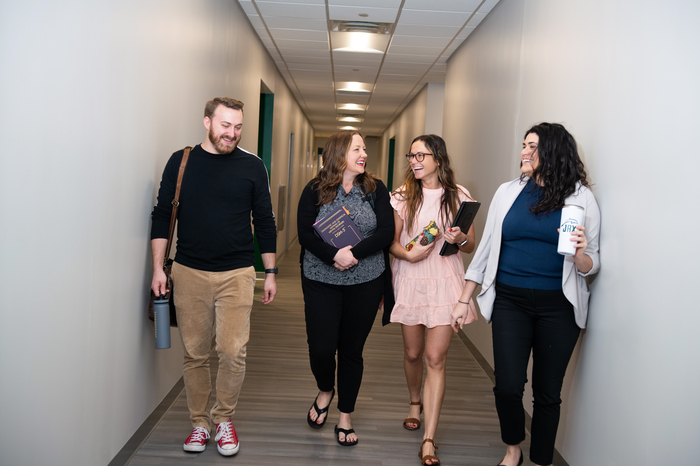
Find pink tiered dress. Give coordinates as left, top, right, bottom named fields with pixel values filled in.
left=390, top=185, right=474, bottom=327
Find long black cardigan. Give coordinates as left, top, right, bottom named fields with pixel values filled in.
left=297, top=178, right=396, bottom=325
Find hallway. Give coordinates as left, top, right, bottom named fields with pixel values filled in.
left=127, top=242, right=523, bottom=465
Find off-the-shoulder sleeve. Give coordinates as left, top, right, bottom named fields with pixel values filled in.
left=390, top=186, right=406, bottom=220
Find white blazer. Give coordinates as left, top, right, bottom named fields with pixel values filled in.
left=465, top=177, right=601, bottom=328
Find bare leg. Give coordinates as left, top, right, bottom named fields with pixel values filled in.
left=401, top=324, right=426, bottom=428
left=421, top=326, right=453, bottom=465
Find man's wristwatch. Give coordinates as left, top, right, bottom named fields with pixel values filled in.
left=264, top=267, right=278, bottom=274
left=459, top=237, right=469, bottom=247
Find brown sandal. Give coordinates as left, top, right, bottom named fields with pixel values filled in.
left=418, top=438, right=440, bottom=466
left=403, top=401, right=423, bottom=430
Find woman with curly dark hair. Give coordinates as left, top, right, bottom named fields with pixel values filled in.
left=297, top=131, right=394, bottom=447
left=451, top=123, right=601, bottom=466
left=389, top=134, right=477, bottom=466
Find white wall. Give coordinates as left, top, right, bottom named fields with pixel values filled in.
left=425, top=83, right=445, bottom=136
left=364, top=136, right=380, bottom=175
left=0, top=1, right=313, bottom=465
left=444, top=0, right=700, bottom=464
left=378, top=83, right=448, bottom=189
left=268, top=86, right=316, bottom=253
left=379, top=84, right=430, bottom=189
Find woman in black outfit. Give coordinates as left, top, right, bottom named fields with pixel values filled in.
left=297, top=131, right=394, bottom=446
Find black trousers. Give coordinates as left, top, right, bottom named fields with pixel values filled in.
left=492, top=282, right=581, bottom=466
left=301, top=274, right=384, bottom=413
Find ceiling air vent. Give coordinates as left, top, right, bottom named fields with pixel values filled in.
left=332, top=21, right=393, bottom=35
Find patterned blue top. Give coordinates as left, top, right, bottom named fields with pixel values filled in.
left=497, top=179, right=564, bottom=290
left=303, top=185, right=385, bottom=285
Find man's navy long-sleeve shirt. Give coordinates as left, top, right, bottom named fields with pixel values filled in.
left=151, top=144, right=276, bottom=272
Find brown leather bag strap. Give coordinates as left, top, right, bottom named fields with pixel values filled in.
left=163, top=146, right=192, bottom=263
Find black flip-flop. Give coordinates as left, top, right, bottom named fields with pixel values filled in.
left=307, top=388, right=334, bottom=429
left=334, top=425, right=358, bottom=446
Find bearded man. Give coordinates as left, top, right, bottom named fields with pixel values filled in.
left=150, top=97, right=277, bottom=456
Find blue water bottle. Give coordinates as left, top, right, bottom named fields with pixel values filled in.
left=153, top=295, right=171, bottom=349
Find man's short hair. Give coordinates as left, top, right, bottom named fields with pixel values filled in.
left=204, top=97, right=244, bottom=119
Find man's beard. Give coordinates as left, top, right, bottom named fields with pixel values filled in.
left=208, top=127, right=239, bottom=154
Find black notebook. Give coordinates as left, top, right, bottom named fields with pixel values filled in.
left=439, top=201, right=481, bottom=256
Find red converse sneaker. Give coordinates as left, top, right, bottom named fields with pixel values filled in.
left=183, top=426, right=209, bottom=452
left=215, top=418, right=239, bottom=456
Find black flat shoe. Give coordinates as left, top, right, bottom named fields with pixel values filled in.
left=334, top=425, right=358, bottom=446
left=497, top=448, right=523, bottom=466
left=307, top=388, right=334, bottom=429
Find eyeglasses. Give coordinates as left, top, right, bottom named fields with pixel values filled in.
left=405, top=152, right=433, bottom=162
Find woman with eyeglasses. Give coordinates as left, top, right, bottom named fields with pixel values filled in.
left=388, top=134, right=477, bottom=466
left=451, top=123, right=600, bottom=466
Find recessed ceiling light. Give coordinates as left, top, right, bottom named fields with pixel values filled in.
left=337, top=103, right=366, bottom=112
left=337, top=82, right=368, bottom=92
left=336, top=81, right=372, bottom=97
left=333, top=32, right=385, bottom=54
left=337, top=116, right=363, bottom=122
left=338, top=126, right=359, bottom=131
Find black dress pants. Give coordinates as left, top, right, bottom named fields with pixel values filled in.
left=301, top=273, right=384, bottom=414
left=492, top=282, right=581, bottom=466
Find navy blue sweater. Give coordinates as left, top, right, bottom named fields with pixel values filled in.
left=497, top=179, right=563, bottom=290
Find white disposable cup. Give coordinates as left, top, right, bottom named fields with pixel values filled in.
left=557, top=205, right=584, bottom=256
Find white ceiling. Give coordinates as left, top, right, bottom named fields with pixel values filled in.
left=238, top=0, right=500, bottom=136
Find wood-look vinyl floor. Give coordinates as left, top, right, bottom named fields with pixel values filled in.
left=129, top=243, right=532, bottom=465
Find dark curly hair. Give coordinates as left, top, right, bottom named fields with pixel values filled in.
left=522, top=123, right=590, bottom=215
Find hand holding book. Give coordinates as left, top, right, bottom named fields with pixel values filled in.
left=405, top=221, right=440, bottom=251
left=333, top=245, right=358, bottom=271
left=440, top=202, right=480, bottom=256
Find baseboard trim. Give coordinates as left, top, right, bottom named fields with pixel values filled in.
left=456, top=330, right=570, bottom=466
left=108, top=377, right=185, bottom=466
